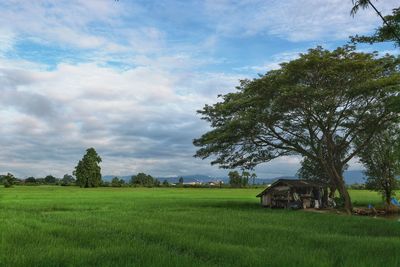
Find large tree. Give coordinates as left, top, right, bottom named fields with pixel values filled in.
left=194, top=46, right=400, bottom=214
left=73, top=148, right=102, bottom=188
left=355, top=127, right=400, bottom=206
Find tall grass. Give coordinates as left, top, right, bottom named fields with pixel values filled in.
left=1, top=187, right=399, bottom=267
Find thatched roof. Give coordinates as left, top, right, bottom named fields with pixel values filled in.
left=256, top=179, right=326, bottom=197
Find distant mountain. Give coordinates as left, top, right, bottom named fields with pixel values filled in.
left=344, top=170, right=366, bottom=185
left=103, top=170, right=366, bottom=185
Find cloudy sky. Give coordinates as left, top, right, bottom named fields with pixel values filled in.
left=0, top=0, right=398, bottom=178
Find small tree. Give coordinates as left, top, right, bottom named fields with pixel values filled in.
left=4, top=173, right=15, bottom=188
left=44, top=175, right=57, bottom=184
left=162, top=179, right=170, bottom=187
left=131, top=173, right=155, bottom=187
left=25, top=177, right=37, bottom=184
left=73, top=148, right=102, bottom=188
left=241, top=171, right=250, bottom=187
left=251, top=173, right=257, bottom=186
left=111, top=177, right=122, bottom=187
left=356, top=127, right=400, bottom=206
left=228, top=171, right=242, bottom=188
left=61, top=174, right=75, bottom=186
left=178, top=177, right=184, bottom=185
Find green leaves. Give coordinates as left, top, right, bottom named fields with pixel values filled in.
left=130, top=172, right=156, bottom=187
left=73, top=148, right=102, bottom=188
left=355, top=126, right=400, bottom=204
left=351, top=6, right=400, bottom=46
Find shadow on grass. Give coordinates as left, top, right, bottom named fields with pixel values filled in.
left=190, top=200, right=262, bottom=211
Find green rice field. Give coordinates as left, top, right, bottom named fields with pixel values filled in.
left=1, top=186, right=400, bottom=267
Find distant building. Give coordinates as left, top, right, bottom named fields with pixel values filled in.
left=256, top=179, right=328, bottom=209
left=207, top=180, right=223, bottom=186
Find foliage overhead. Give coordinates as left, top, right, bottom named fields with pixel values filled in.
left=351, top=1, right=400, bottom=46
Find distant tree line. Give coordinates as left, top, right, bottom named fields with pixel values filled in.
left=0, top=173, right=76, bottom=187
left=106, top=173, right=160, bottom=187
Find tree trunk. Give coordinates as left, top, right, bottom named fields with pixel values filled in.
left=329, top=186, right=336, bottom=198
left=386, top=197, right=391, bottom=206
left=385, top=188, right=391, bottom=206
left=322, top=187, right=329, bottom=208
left=321, top=156, right=352, bottom=214
left=336, top=181, right=352, bottom=214
left=329, top=164, right=353, bottom=214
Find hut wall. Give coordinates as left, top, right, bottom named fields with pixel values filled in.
left=261, top=194, right=271, bottom=206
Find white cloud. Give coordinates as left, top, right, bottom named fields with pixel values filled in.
left=0, top=59, right=242, bottom=177
left=1, top=0, right=381, bottom=178
left=0, top=28, right=15, bottom=55
left=236, top=50, right=303, bottom=73
left=0, top=0, right=124, bottom=49
left=204, top=0, right=398, bottom=42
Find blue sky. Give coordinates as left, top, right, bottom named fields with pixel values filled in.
left=0, top=0, right=399, bottom=178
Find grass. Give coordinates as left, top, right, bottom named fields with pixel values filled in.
left=1, top=187, right=400, bottom=267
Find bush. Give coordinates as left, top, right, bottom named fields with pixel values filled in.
left=3, top=173, right=15, bottom=188
left=130, top=173, right=156, bottom=187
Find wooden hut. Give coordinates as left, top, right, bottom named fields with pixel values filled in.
left=256, top=179, right=328, bottom=209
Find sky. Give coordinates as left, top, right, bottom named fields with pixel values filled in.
left=0, top=0, right=399, bottom=178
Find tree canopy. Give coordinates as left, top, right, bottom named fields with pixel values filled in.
left=61, top=174, right=75, bottom=186
left=73, top=148, right=102, bottom=188
left=131, top=172, right=156, bottom=187
left=194, top=46, right=400, bottom=213
left=3, top=173, right=15, bottom=188
left=25, top=177, right=38, bottom=184
left=44, top=175, right=57, bottom=184
left=111, top=177, right=125, bottom=187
